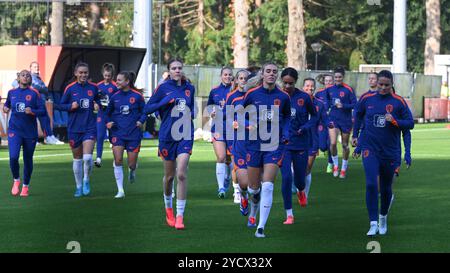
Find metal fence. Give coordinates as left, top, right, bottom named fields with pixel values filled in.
left=151, top=64, right=443, bottom=119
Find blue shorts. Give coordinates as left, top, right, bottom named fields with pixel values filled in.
left=111, top=136, right=141, bottom=153
left=232, top=141, right=247, bottom=169
left=158, top=140, right=193, bottom=161
left=69, top=129, right=96, bottom=149
left=246, top=149, right=284, bottom=168
left=330, top=120, right=352, bottom=134
left=211, top=137, right=232, bottom=155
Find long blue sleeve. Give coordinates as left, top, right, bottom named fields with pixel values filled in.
left=352, top=98, right=365, bottom=139
left=139, top=94, right=174, bottom=123
left=281, top=97, right=291, bottom=142
left=299, top=96, right=318, bottom=131
left=343, top=90, right=357, bottom=109
left=31, top=95, right=46, bottom=117
left=104, top=96, right=115, bottom=124
left=391, top=101, right=414, bottom=130
left=190, top=86, right=196, bottom=120
left=320, top=103, right=329, bottom=126
left=402, top=129, right=411, bottom=154
left=5, top=91, right=11, bottom=108
left=59, top=90, right=73, bottom=112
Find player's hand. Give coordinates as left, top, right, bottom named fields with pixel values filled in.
left=385, top=113, right=393, bottom=122
left=210, top=111, right=216, bottom=119
left=351, top=137, right=358, bottom=147
left=404, top=153, right=412, bottom=169
left=106, top=122, right=114, bottom=129
left=247, top=124, right=257, bottom=131
left=71, top=101, right=79, bottom=111
left=94, top=103, right=99, bottom=112
left=352, top=150, right=361, bottom=159
left=3, top=106, right=10, bottom=113
left=327, top=121, right=335, bottom=129
left=336, top=102, right=343, bottom=109
left=281, top=137, right=289, bottom=145
left=232, top=121, right=239, bottom=129
left=25, top=107, right=33, bottom=115
left=136, top=121, right=143, bottom=128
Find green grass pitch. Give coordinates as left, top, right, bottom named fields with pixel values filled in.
left=0, top=123, right=449, bottom=253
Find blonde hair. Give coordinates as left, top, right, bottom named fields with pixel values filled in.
left=243, top=71, right=262, bottom=92
left=232, top=69, right=250, bottom=91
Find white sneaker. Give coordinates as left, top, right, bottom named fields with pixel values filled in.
left=45, top=136, right=57, bottom=145
left=114, top=191, right=125, bottom=198
left=255, top=228, right=265, bottom=238
left=51, top=135, right=64, bottom=145
left=233, top=191, right=241, bottom=204
left=379, top=215, right=387, bottom=235
left=367, top=221, right=379, bottom=236
left=94, top=158, right=102, bottom=168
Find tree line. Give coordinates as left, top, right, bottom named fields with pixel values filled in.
left=0, top=0, right=448, bottom=74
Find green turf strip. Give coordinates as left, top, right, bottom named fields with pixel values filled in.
left=0, top=123, right=449, bottom=252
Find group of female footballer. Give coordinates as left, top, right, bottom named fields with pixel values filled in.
left=3, top=59, right=413, bottom=237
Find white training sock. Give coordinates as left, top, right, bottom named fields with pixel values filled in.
left=342, top=159, right=348, bottom=171
left=73, top=159, right=83, bottom=188
left=216, top=163, right=226, bottom=189
left=305, top=173, right=312, bottom=197
left=164, top=194, right=173, bottom=209
left=176, top=199, right=186, bottom=217
left=233, top=182, right=240, bottom=194
left=113, top=163, right=124, bottom=192
left=258, top=182, right=274, bottom=230
left=332, top=155, right=339, bottom=167
left=286, top=209, right=293, bottom=217
left=83, top=154, right=93, bottom=180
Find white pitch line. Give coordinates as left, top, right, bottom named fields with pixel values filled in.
left=412, top=128, right=450, bottom=132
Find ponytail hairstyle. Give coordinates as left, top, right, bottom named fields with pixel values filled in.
left=232, top=69, right=250, bottom=91
left=243, top=71, right=262, bottom=92
left=102, top=63, right=115, bottom=76
left=334, top=65, right=346, bottom=76
left=377, top=70, right=394, bottom=82
left=74, top=62, right=89, bottom=73
left=369, top=71, right=378, bottom=78
left=70, top=62, right=89, bottom=83
left=221, top=66, right=233, bottom=76
left=280, top=67, right=299, bottom=82
left=303, top=77, right=316, bottom=87
left=117, top=71, right=138, bottom=91
left=167, top=57, right=184, bottom=71
left=17, top=69, right=32, bottom=86
left=316, top=73, right=333, bottom=85
left=261, top=61, right=278, bottom=73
